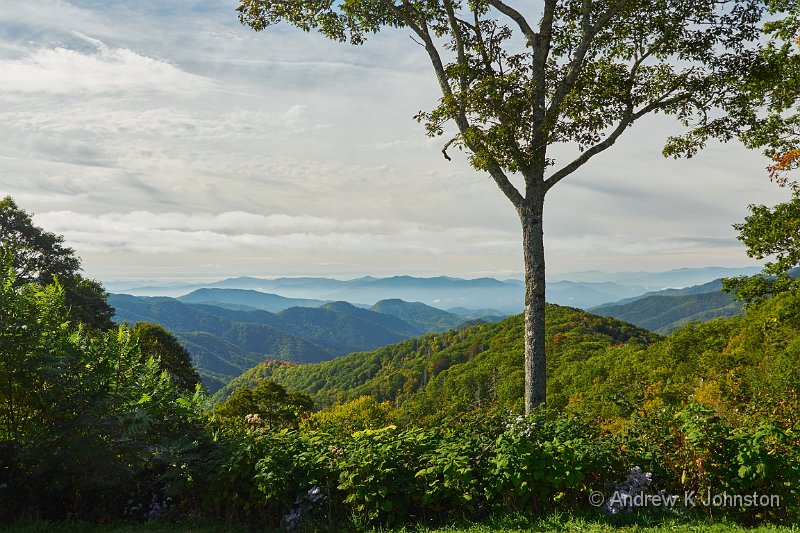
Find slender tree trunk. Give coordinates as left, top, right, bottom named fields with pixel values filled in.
left=520, top=197, right=546, bottom=413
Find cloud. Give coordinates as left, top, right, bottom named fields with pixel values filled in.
left=546, top=233, right=739, bottom=258
left=0, top=0, right=787, bottom=282
left=0, top=34, right=212, bottom=95
left=34, top=209, right=518, bottom=256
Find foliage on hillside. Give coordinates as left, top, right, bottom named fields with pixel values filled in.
left=370, top=298, right=467, bottom=332
left=5, top=249, right=800, bottom=529
left=212, top=305, right=659, bottom=414
left=217, top=286, right=800, bottom=443
left=592, top=290, right=742, bottom=334
left=110, top=294, right=451, bottom=392
left=192, top=290, right=800, bottom=529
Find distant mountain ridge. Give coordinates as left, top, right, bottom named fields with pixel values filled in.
left=110, top=268, right=763, bottom=313
left=178, top=288, right=328, bottom=312
left=552, top=266, right=762, bottom=287
left=110, top=293, right=490, bottom=392
left=167, top=275, right=528, bottom=313
left=590, top=278, right=741, bottom=334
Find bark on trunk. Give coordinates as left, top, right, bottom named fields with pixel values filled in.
left=520, top=198, right=546, bottom=413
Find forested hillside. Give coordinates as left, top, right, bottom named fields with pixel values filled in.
left=110, top=293, right=478, bottom=391
left=369, top=298, right=467, bottom=331
left=217, top=288, right=800, bottom=431
left=213, top=305, right=659, bottom=415
left=591, top=284, right=741, bottom=334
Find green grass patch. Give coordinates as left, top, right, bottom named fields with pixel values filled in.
left=377, top=512, right=799, bottom=533
left=7, top=513, right=797, bottom=533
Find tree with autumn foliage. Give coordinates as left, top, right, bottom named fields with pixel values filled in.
left=237, top=0, right=800, bottom=413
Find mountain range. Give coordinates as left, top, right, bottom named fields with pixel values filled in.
left=110, top=293, right=484, bottom=392
left=106, top=267, right=762, bottom=312
left=590, top=278, right=741, bottom=334
left=109, top=269, right=763, bottom=394
left=210, top=284, right=800, bottom=430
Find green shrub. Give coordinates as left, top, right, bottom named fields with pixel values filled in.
left=337, top=425, right=430, bottom=526
left=490, top=413, right=625, bottom=511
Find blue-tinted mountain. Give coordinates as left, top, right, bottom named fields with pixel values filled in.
left=109, top=294, right=438, bottom=392
left=369, top=299, right=466, bottom=332
left=552, top=266, right=762, bottom=288
left=124, top=275, right=526, bottom=312
left=178, top=288, right=327, bottom=312
left=590, top=279, right=741, bottom=334
left=546, top=280, right=648, bottom=309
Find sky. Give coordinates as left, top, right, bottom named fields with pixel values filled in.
left=0, top=0, right=790, bottom=285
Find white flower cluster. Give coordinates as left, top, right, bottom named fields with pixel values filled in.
left=503, top=413, right=541, bottom=438
left=244, top=413, right=263, bottom=426
left=284, top=485, right=326, bottom=530
left=604, top=466, right=653, bottom=515
left=124, top=492, right=170, bottom=521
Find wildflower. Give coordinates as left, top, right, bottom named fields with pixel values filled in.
left=603, top=466, right=655, bottom=515
left=244, top=413, right=263, bottom=426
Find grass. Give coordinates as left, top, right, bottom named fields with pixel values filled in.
left=388, top=512, right=800, bottom=532
left=4, top=513, right=799, bottom=533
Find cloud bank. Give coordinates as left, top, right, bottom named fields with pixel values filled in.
left=0, top=0, right=786, bottom=282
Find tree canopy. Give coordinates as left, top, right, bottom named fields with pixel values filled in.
left=0, top=254, right=206, bottom=521
left=212, top=379, right=314, bottom=429
left=723, top=184, right=800, bottom=303
left=134, top=322, right=202, bottom=392
left=0, top=196, right=114, bottom=330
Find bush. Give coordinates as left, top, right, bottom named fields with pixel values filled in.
left=490, top=413, right=625, bottom=511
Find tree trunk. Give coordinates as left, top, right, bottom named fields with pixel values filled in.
left=520, top=198, right=546, bottom=413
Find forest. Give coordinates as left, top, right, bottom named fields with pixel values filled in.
left=1, top=191, right=800, bottom=531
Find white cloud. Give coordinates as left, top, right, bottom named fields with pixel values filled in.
left=34, top=209, right=518, bottom=256
left=0, top=0, right=786, bottom=283
left=0, top=34, right=212, bottom=95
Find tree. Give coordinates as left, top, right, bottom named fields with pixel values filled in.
left=237, top=0, right=800, bottom=412
left=723, top=184, right=800, bottom=304
left=213, top=379, right=313, bottom=429
left=0, top=254, right=207, bottom=521
left=742, top=29, right=800, bottom=187
left=0, top=196, right=114, bottom=330
left=134, top=323, right=202, bottom=392
left=0, top=252, right=68, bottom=446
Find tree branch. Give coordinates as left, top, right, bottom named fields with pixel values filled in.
left=544, top=92, right=692, bottom=191
left=472, top=8, right=493, bottom=73
left=379, top=0, right=525, bottom=208
left=486, top=162, right=525, bottom=207
left=487, top=0, right=536, bottom=46
left=545, top=0, right=631, bottom=125
left=442, top=137, right=457, bottom=160
left=444, top=0, right=468, bottom=91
